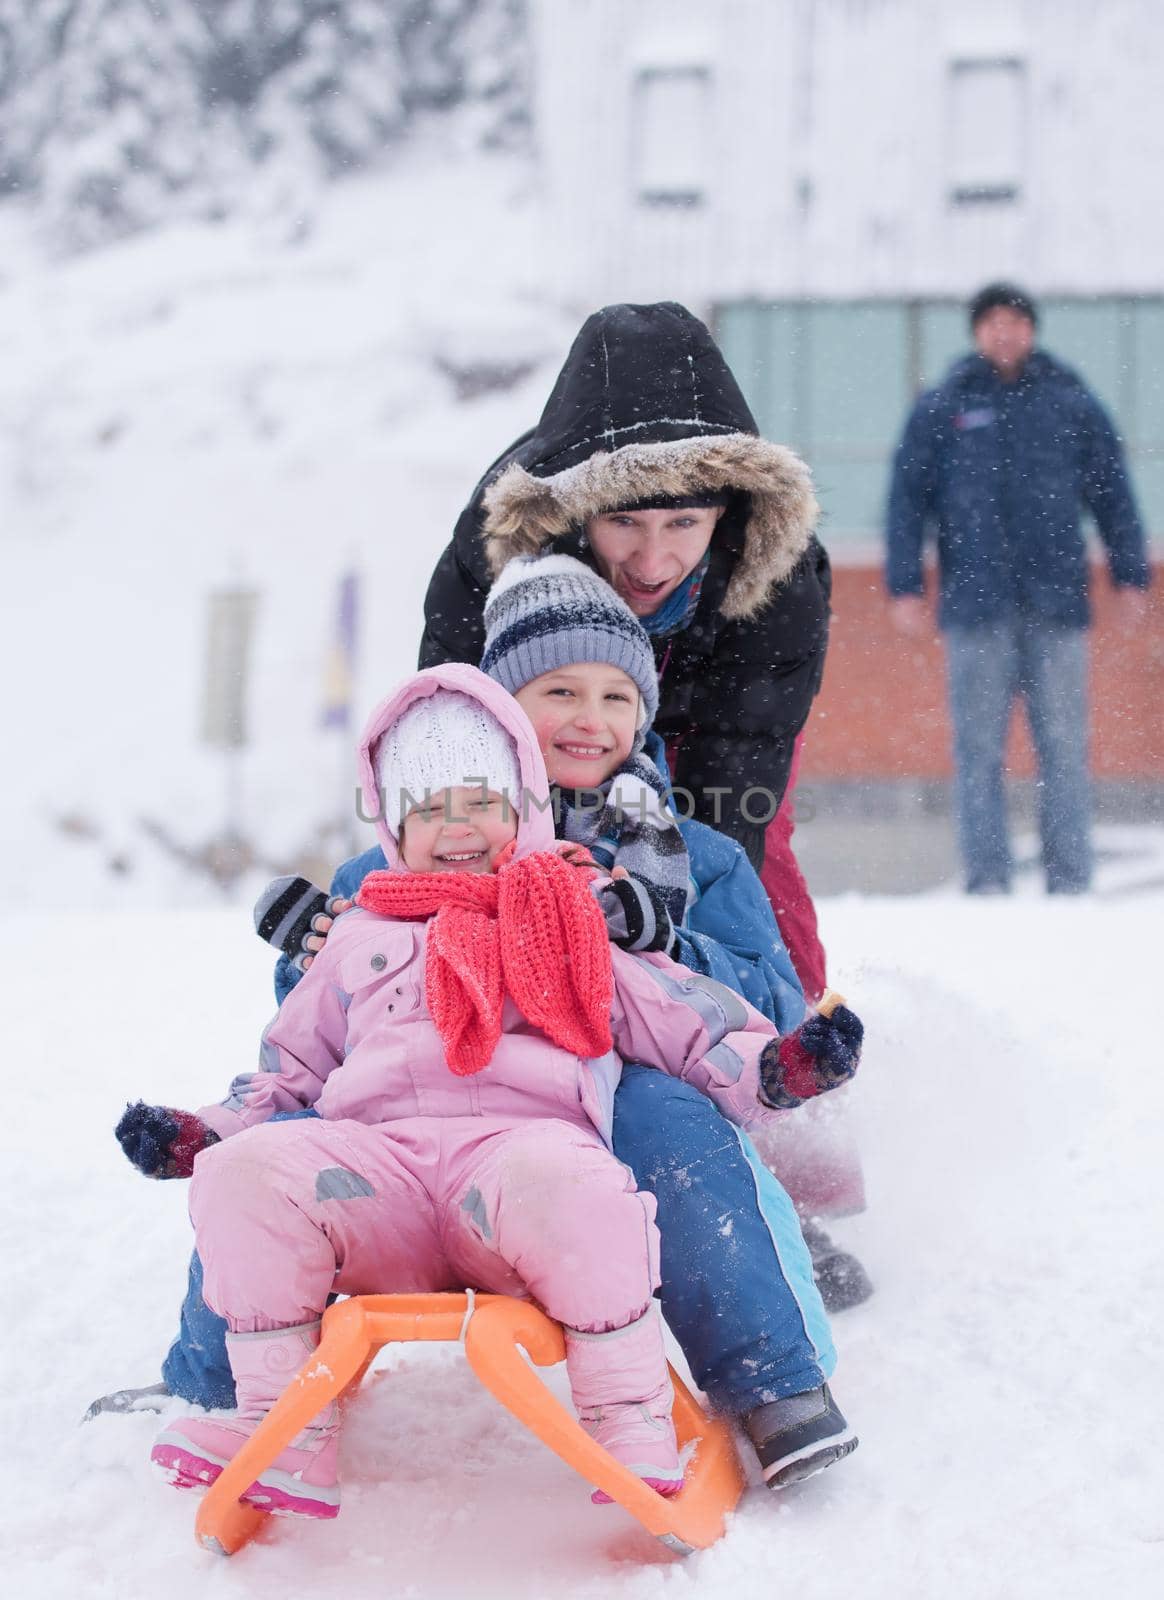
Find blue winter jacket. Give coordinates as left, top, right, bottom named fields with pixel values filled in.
left=274, top=820, right=806, bottom=1033
left=886, top=350, right=1149, bottom=628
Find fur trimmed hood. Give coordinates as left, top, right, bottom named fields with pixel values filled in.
left=476, top=303, right=819, bottom=623
left=482, top=431, right=818, bottom=622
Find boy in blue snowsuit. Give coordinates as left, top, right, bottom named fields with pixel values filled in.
left=127, top=561, right=861, bottom=1488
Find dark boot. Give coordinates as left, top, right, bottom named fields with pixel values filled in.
left=801, top=1218, right=874, bottom=1312
left=81, top=1381, right=171, bottom=1423
left=745, top=1384, right=858, bottom=1488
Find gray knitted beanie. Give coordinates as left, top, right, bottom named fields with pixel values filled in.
left=480, top=555, right=659, bottom=727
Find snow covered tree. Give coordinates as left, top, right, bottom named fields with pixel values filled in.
left=0, top=0, right=529, bottom=249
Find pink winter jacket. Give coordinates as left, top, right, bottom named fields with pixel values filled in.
left=199, top=666, right=785, bottom=1149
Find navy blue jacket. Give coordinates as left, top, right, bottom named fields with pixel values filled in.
left=886, top=351, right=1149, bottom=628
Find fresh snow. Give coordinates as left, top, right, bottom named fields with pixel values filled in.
left=3, top=136, right=1162, bottom=1600
left=3, top=889, right=1161, bottom=1598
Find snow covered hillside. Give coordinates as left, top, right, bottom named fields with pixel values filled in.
left=0, top=0, right=528, bottom=251
left=4, top=891, right=1161, bottom=1599
left=2, top=150, right=574, bottom=909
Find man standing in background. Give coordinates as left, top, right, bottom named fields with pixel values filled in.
left=885, top=282, right=1151, bottom=894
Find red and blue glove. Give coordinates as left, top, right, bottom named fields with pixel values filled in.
left=760, top=998, right=864, bottom=1110
left=115, top=1101, right=220, bottom=1179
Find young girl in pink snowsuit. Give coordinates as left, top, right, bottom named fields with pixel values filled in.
left=152, top=664, right=789, bottom=1519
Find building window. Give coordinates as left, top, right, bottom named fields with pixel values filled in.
left=633, top=66, right=711, bottom=207
left=948, top=57, right=1026, bottom=204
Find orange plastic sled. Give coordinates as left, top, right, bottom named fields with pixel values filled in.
left=194, top=1292, right=745, bottom=1557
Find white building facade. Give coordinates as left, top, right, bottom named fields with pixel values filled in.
left=530, top=0, right=1164, bottom=540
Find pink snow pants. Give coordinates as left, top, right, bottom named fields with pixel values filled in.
left=190, top=1115, right=661, bottom=1336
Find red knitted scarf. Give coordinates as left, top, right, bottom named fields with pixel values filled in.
left=355, top=850, right=614, bottom=1076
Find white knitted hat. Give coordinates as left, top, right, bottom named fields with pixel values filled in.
left=376, top=689, right=522, bottom=832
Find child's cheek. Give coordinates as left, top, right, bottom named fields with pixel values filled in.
left=533, top=714, right=559, bottom=753
left=535, top=723, right=564, bottom=777
left=399, top=824, right=431, bottom=872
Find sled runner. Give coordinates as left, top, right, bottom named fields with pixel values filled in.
left=194, top=1292, right=745, bottom=1557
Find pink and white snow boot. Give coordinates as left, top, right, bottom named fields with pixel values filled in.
left=566, top=1305, right=684, bottom=1503
left=151, top=1321, right=340, bottom=1520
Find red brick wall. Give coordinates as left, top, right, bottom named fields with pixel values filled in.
left=801, top=562, right=1164, bottom=780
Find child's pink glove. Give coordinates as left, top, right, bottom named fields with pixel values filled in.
left=759, top=995, right=864, bottom=1110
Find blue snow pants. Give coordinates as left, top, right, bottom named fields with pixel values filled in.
left=162, top=1071, right=834, bottom=1414
left=162, top=1108, right=319, bottom=1408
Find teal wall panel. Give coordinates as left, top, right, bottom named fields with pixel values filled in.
left=1130, top=301, right=1164, bottom=450
left=715, top=296, right=1163, bottom=543
left=1040, top=299, right=1128, bottom=423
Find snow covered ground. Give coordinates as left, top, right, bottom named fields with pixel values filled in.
left=4, top=131, right=1161, bottom=1600
left=4, top=888, right=1161, bottom=1599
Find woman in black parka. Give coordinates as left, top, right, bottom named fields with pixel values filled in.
left=419, top=301, right=832, bottom=994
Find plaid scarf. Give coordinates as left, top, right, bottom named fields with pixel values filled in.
left=555, top=754, right=689, bottom=946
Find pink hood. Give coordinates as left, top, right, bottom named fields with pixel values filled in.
left=356, top=663, right=555, bottom=868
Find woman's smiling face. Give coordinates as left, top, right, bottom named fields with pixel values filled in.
left=513, top=663, right=640, bottom=788
left=584, top=505, right=722, bottom=616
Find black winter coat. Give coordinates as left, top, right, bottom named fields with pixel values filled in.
left=419, top=302, right=830, bottom=868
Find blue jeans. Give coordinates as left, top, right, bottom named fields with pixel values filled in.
left=945, top=617, right=1092, bottom=893
left=162, top=1075, right=833, bottom=1415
